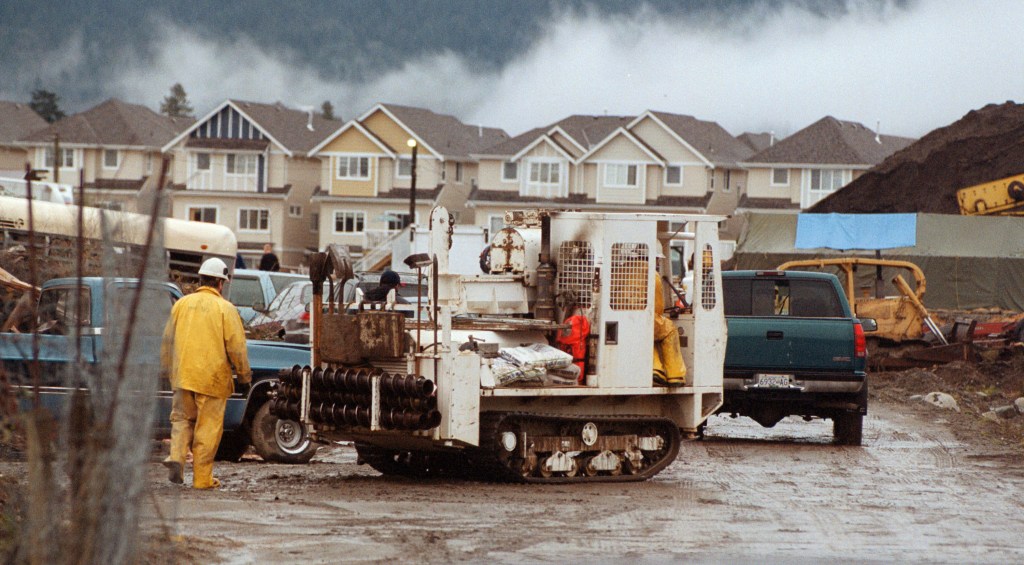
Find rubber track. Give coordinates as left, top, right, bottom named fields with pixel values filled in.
left=473, top=412, right=682, bottom=484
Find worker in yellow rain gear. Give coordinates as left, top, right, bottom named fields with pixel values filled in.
left=161, top=258, right=251, bottom=488
left=653, top=253, right=686, bottom=387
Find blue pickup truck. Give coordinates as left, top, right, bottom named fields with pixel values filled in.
left=1, top=277, right=318, bottom=463
left=720, top=270, right=877, bottom=445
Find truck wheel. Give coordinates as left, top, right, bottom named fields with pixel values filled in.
left=215, top=430, right=250, bottom=462
left=250, top=401, right=318, bottom=464
left=833, top=411, right=863, bottom=446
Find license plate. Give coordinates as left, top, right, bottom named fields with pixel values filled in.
left=754, top=373, right=792, bottom=388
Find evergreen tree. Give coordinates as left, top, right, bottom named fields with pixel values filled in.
left=29, top=89, right=65, bottom=123
left=160, top=83, right=194, bottom=118
left=321, top=100, right=336, bottom=121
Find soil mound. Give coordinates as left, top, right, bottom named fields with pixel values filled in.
left=809, top=101, right=1024, bottom=213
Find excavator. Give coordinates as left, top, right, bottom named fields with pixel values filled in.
left=956, top=173, right=1024, bottom=216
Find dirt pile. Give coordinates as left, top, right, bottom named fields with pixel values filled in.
left=810, top=101, right=1024, bottom=213
left=873, top=348, right=1024, bottom=449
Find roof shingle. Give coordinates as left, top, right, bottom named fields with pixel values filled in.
left=231, top=100, right=339, bottom=154
left=744, top=116, right=915, bottom=166
left=0, top=101, right=47, bottom=143
left=20, top=98, right=191, bottom=147
left=377, top=104, right=508, bottom=160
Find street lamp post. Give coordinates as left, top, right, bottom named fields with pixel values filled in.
left=407, top=138, right=418, bottom=241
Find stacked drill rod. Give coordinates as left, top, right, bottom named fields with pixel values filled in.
left=272, top=365, right=441, bottom=430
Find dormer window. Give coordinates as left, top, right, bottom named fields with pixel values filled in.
left=337, top=156, right=370, bottom=180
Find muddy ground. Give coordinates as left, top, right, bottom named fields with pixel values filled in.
left=3, top=356, right=1023, bottom=564
left=131, top=357, right=1024, bottom=565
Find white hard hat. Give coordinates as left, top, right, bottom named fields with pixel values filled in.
left=198, top=257, right=230, bottom=280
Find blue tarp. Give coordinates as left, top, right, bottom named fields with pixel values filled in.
left=795, top=213, right=917, bottom=250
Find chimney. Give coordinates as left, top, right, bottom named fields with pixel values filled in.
left=307, top=110, right=314, bottom=131
left=875, top=121, right=881, bottom=144
left=769, top=131, right=775, bottom=146
left=478, top=124, right=483, bottom=137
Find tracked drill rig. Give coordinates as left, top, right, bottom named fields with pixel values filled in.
left=272, top=207, right=727, bottom=483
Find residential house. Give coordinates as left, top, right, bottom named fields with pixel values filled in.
left=309, top=103, right=507, bottom=255
left=739, top=116, right=915, bottom=212
left=16, top=98, right=191, bottom=210
left=0, top=100, right=47, bottom=177
left=162, top=100, right=338, bottom=269
left=470, top=111, right=754, bottom=241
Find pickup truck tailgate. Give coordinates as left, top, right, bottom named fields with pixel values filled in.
left=726, top=316, right=855, bottom=373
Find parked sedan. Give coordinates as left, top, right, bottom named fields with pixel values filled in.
left=228, top=269, right=307, bottom=324
left=248, top=280, right=314, bottom=343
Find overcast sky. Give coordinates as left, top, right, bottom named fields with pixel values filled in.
left=8, top=1, right=1024, bottom=139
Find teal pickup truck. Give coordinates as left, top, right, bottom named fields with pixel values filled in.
left=1, top=277, right=318, bottom=463
left=720, top=270, right=877, bottom=445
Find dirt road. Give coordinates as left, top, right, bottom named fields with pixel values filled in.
left=143, top=401, right=1024, bottom=564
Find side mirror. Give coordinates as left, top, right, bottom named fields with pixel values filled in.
left=859, top=318, right=878, bottom=332
left=252, top=300, right=266, bottom=313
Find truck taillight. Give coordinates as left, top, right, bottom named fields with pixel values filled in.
left=854, top=322, right=866, bottom=358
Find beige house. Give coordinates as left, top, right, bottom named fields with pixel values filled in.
left=470, top=111, right=754, bottom=240
left=16, top=99, right=191, bottom=210
left=162, top=100, right=338, bottom=270
left=309, top=103, right=507, bottom=255
left=0, top=100, right=47, bottom=177
left=739, top=116, right=914, bottom=212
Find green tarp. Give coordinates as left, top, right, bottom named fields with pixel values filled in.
left=734, top=212, right=1024, bottom=311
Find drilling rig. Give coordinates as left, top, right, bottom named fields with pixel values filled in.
left=273, top=207, right=727, bottom=483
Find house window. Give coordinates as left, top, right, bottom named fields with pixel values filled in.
left=333, top=211, right=365, bottom=233
left=502, top=161, right=518, bottom=181
left=488, top=215, right=505, bottom=237
left=289, top=205, right=302, bottom=218
left=604, top=164, right=638, bottom=188
left=724, top=169, right=732, bottom=192
left=44, top=147, right=75, bottom=168
left=665, top=165, right=682, bottom=185
left=146, top=153, right=154, bottom=175
left=195, top=153, right=211, bottom=170
left=238, top=208, right=270, bottom=232
left=188, top=206, right=217, bottom=223
left=337, top=156, right=370, bottom=180
left=385, top=211, right=415, bottom=232
left=455, top=163, right=464, bottom=182
left=310, top=212, right=319, bottom=233
left=103, top=149, right=119, bottom=169
left=226, top=154, right=257, bottom=175
left=771, top=168, right=789, bottom=186
left=529, top=161, right=560, bottom=185
left=397, top=157, right=412, bottom=178
left=803, top=168, right=849, bottom=208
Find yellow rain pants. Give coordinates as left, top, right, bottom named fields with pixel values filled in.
left=653, top=276, right=687, bottom=385
left=167, top=388, right=228, bottom=489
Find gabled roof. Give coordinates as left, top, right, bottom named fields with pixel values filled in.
left=0, top=101, right=47, bottom=143
left=738, top=132, right=775, bottom=154
left=233, top=100, right=338, bottom=154
left=162, top=99, right=337, bottom=155
left=478, top=115, right=633, bottom=158
left=631, top=111, right=754, bottom=167
left=20, top=98, right=191, bottom=147
left=577, top=127, right=665, bottom=165
left=743, top=116, right=915, bottom=167
left=308, top=120, right=396, bottom=157
left=360, top=103, right=508, bottom=160
left=510, top=134, right=577, bottom=163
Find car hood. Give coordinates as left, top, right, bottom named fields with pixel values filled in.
left=247, top=339, right=310, bottom=372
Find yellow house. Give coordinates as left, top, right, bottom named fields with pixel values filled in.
left=16, top=99, right=191, bottom=211
left=162, top=100, right=338, bottom=269
left=310, top=103, right=506, bottom=256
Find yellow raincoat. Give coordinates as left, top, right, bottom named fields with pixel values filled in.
left=653, top=275, right=687, bottom=384
left=161, top=286, right=251, bottom=398
left=161, top=286, right=251, bottom=488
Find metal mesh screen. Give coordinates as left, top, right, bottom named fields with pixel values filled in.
left=700, top=243, right=717, bottom=311
left=556, top=241, right=594, bottom=309
left=609, top=242, right=648, bottom=311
